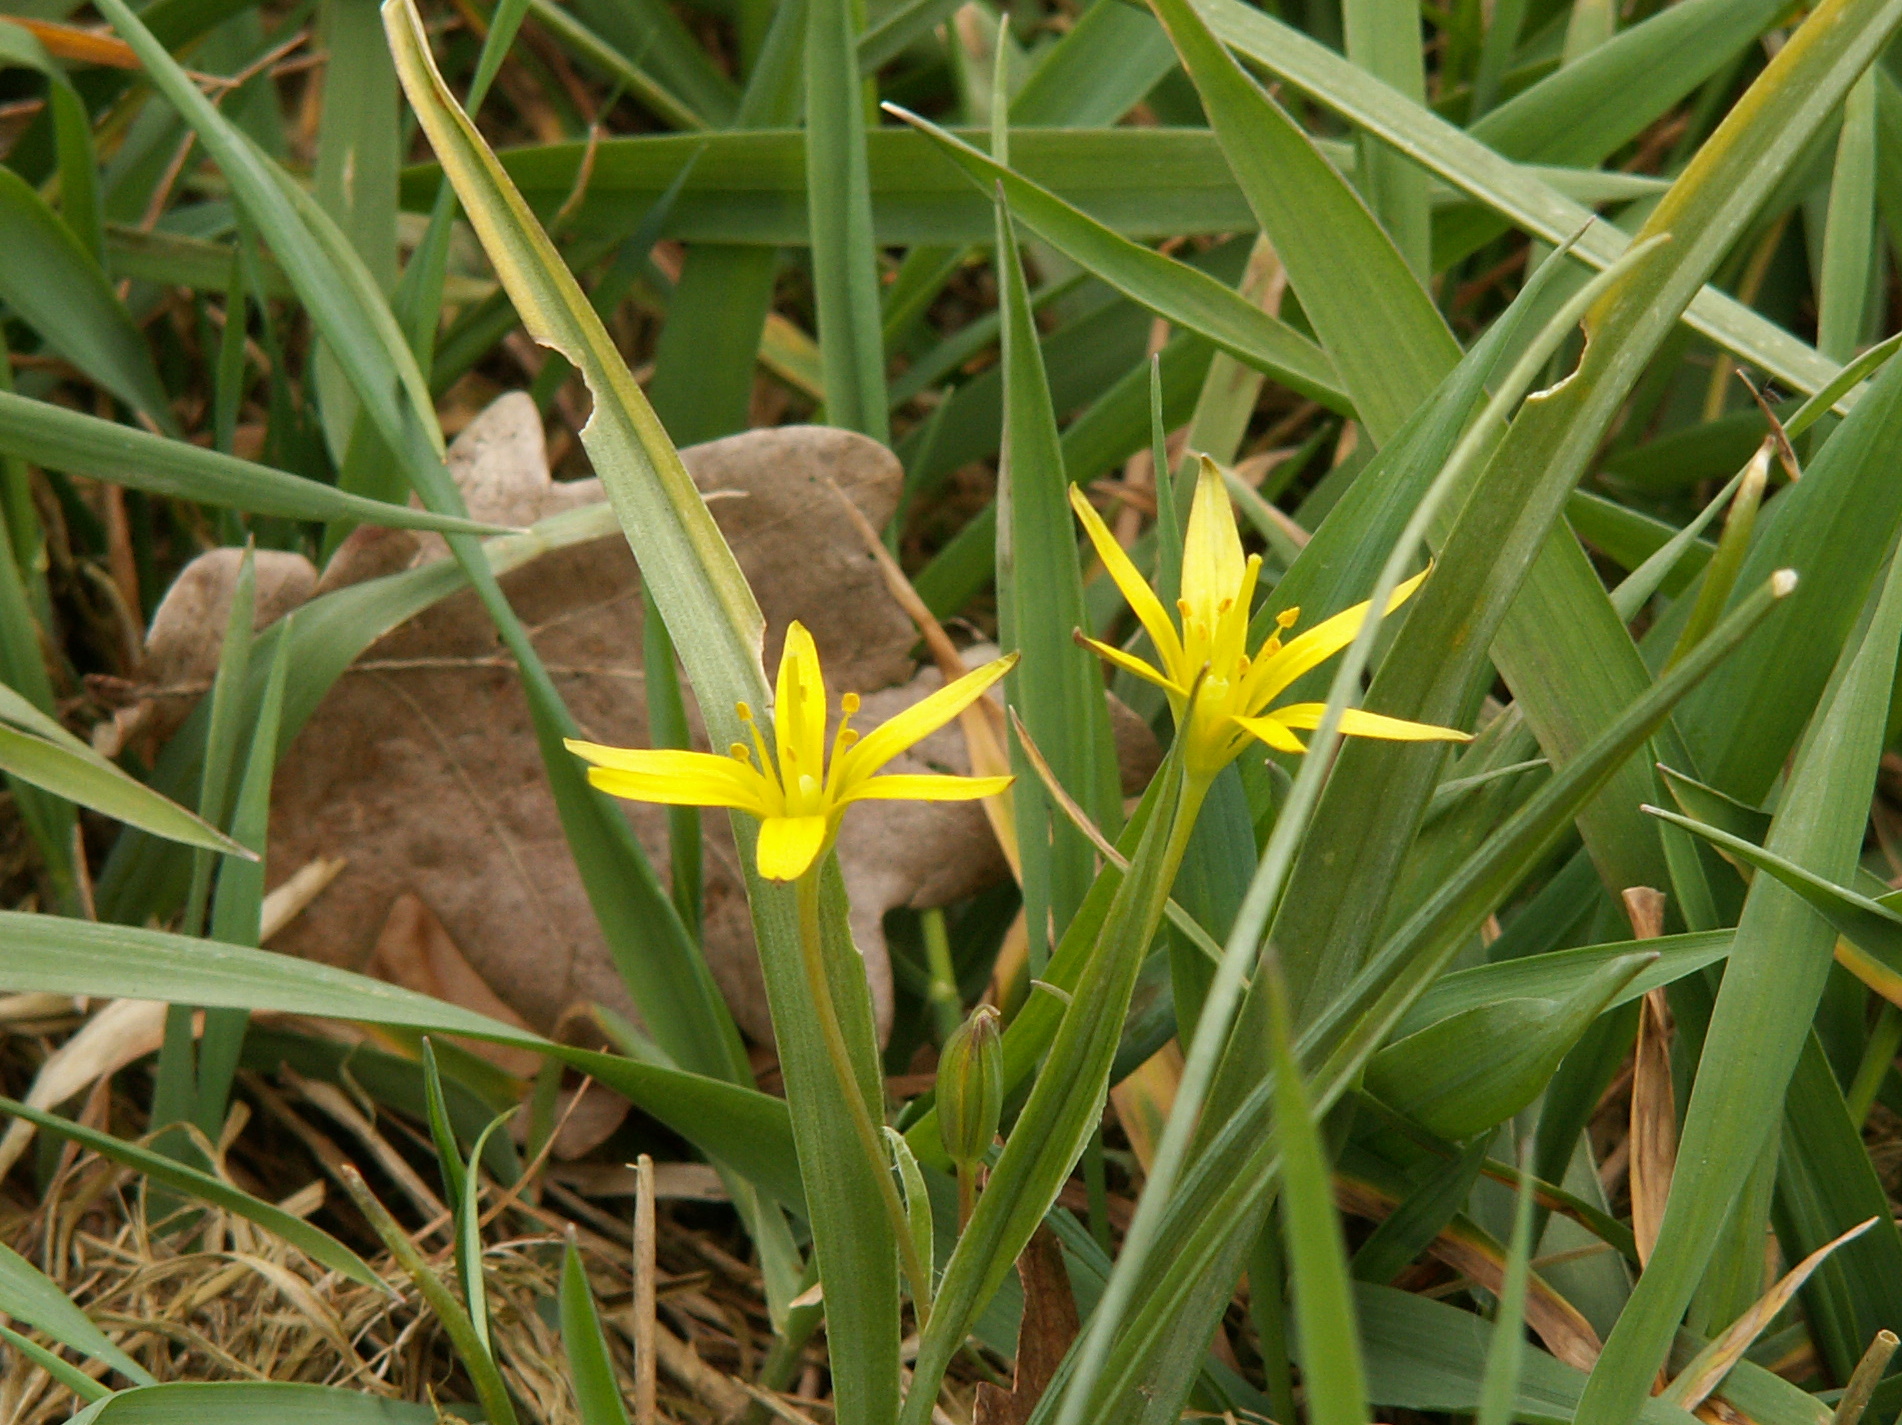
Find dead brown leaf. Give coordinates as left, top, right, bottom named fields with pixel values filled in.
left=973, top=1225, right=1081, bottom=1425
left=140, top=395, right=1160, bottom=1064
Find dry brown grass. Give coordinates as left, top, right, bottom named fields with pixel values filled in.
left=0, top=1033, right=847, bottom=1424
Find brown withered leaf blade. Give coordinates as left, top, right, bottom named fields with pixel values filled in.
left=1621, top=887, right=1676, bottom=1268
left=1663, top=1217, right=1876, bottom=1412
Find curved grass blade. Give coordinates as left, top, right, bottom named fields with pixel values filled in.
left=0, top=392, right=508, bottom=534
left=0, top=910, right=808, bottom=1216
left=1578, top=552, right=1902, bottom=1419
left=0, top=21, right=102, bottom=260
left=383, top=13, right=898, bottom=1422
left=0, top=1098, right=384, bottom=1289
left=419, top=1040, right=468, bottom=1208
left=1363, top=953, right=1653, bottom=1140
left=1644, top=808, right=1902, bottom=971
left=0, top=168, right=173, bottom=435
left=883, top=107, right=1346, bottom=412
left=1395, top=930, right=1732, bottom=1036
left=0, top=687, right=244, bottom=856
left=1477, top=1146, right=1540, bottom=1425
left=339, top=1164, right=517, bottom=1425
left=0, top=1319, right=113, bottom=1404
left=1191, top=0, right=1853, bottom=411
left=0, top=1241, right=155, bottom=1386
left=1151, top=0, right=1456, bottom=443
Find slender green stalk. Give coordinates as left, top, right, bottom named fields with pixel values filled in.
left=922, top=907, right=962, bottom=1046
left=339, top=1165, right=519, bottom=1425
left=1846, top=1004, right=1902, bottom=1127
left=795, top=870, right=934, bottom=1316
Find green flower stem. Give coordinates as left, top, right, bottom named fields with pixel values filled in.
left=795, top=867, right=936, bottom=1318
left=897, top=764, right=1208, bottom=1425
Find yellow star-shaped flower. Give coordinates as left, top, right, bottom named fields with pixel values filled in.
left=1073, top=456, right=1469, bottom=780
left=568, top=622, right=1017, bottom=882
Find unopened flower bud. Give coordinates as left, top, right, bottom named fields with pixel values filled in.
left=937, top=1005, right=1003, bottom=1168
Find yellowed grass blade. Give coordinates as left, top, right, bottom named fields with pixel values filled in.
left=1662, top=1217, right=1878, bottom=1411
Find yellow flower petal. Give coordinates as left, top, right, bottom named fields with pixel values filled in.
left=774, top=621, right=828, bottom=798
left=579, top=751, right=776, bottom=816
left=844, top=773, right=1015, bottom=803
left=840, top=653, right=1018, bottom=787
left=1069, top=484, right=1184, bottom=673
left=756, top=814, right=831, bottom=881
left=1077, top=636, right=1186, bottom=697
left=1180, top=456, right=1246, bottom=633
left=1242, top=567, right=1431, bottom=712
left=1231, top=713, right=1308, bottom=754
left=1271, top=703, right=1471, bottom=742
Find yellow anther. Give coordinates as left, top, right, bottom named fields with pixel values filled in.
left=1276, top=607, right=1299, bottom=629
left=737, top=701, right=755, bottom=721
left=842, top=692, right=861, bottom=715
left=730, top=743, right=751, bottom=762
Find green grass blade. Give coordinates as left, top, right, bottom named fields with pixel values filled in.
left=0, top=1240, right=155, bottom=1386
left=994, top=198, right=1122, bottom=969
left=384, top=4, right=763, bottom=722
left=1645, top=808, right=1902, bottom=972
left=522, top=0, right=711, bottom=132
left=565, top=0, right=738, bottom=126
left=1471, top=0, right=1785, bottom=167
left=1677, top=322, right=1902, bottom=803
left=884, top=108, right=1346, bottom=411
left=1266, top=956, right=1371, bottom=1425
left=341, top=1165, right=517, bottom=1425
left=0, top=695, right=243, bottom=856
left=805, top=0, right=888, bottom=442
left=1817, top=72, right=1879, bottom=363
left=1362, top=953, right=1652, bottom=1140
left=1152, top=0, right=1456, bottom=443
left=1193, top=0, right=1850, bottom=409
left=1577, top=549, right=1902, bottom=1419
left=560, top=1234, right=632, bottom=1425
left=0, top=909, right=808, bottom=1215
left=458, top=1114, right=510, bottom=1357
left=193, top=626, right=292, bottom=1135
left=1342, top=0, right=1430, bottom=277
left=67, top=1384, right=435, bottom=1424
left=1396, top=930, right=1733, bottom=1035
left=1477, top=1147, right=1541, bottom=1425
left=0, top=22, right=103, bottom=260
left=1011, top=0, right=1176, bottom=125
left=0, top=1319, right=114, bottom=1404
left=0, top=391, right=507, bottom=533
left=0, top=1097, right=384, bottom=1289
left=419, top=1040, right=469, bottom=1208
left=0, top=166, right=174, bottom=435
